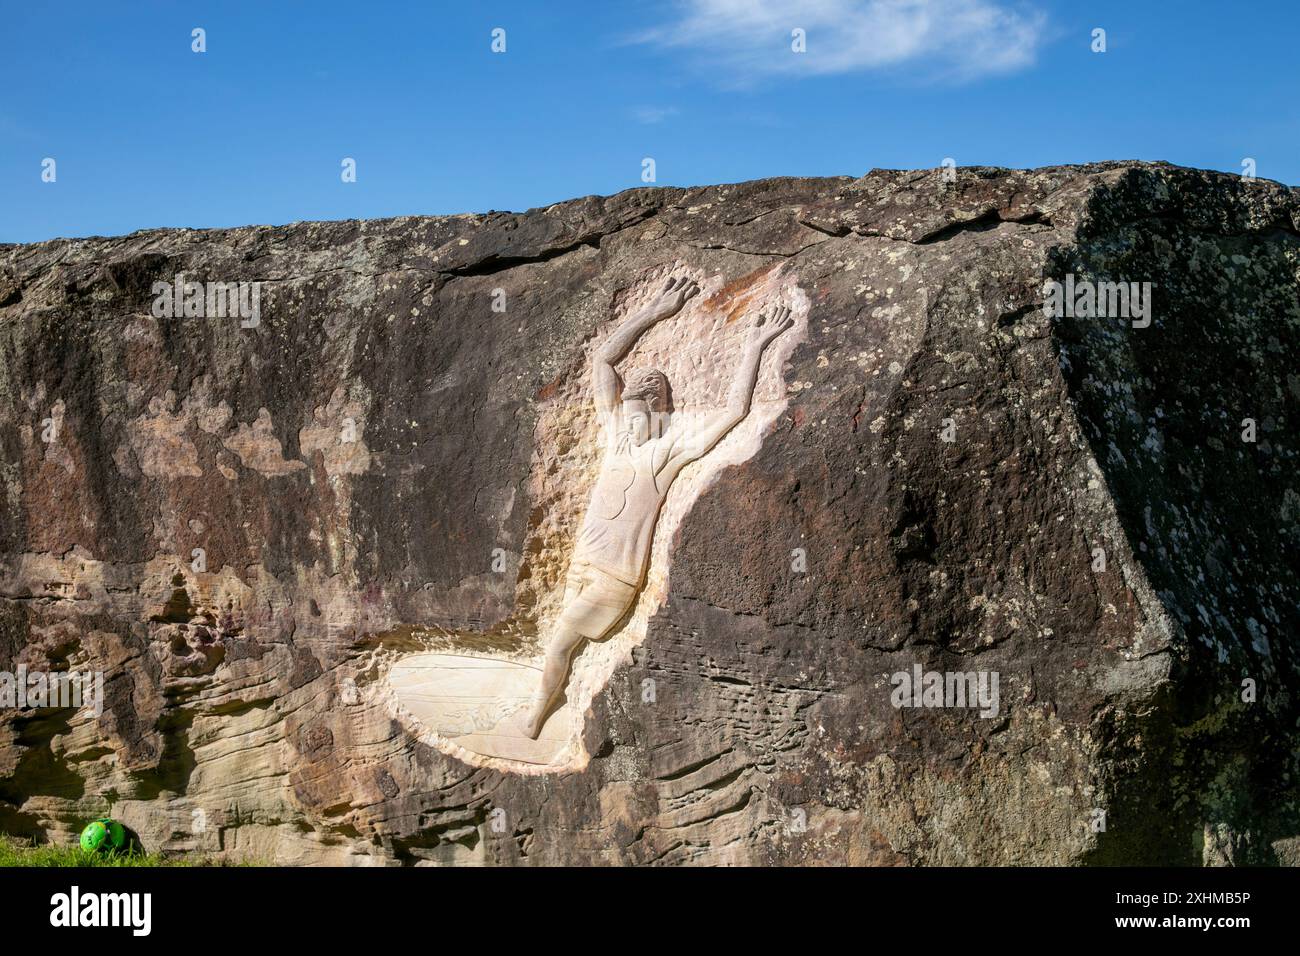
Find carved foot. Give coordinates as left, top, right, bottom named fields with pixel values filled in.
left=517, top=701, right=547, bottom=740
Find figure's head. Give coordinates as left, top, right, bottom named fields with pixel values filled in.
left=621, top=368, right=670, bottom=445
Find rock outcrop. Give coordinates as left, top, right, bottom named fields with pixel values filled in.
left=1, top=162, right=1296, bottom=865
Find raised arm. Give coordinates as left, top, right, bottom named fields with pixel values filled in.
left=593, top=276, right=699, bottom=416
left=666, top=305, right=794, bottom=470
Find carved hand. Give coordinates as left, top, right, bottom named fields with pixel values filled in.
left=645, top=275, right=700, bottom=321
left=745, top=305, right=794, bottom=351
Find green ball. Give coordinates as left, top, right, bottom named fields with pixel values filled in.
left=79, top=821, right=107, bottom=852
left=79, top=818, right=126, bottom=853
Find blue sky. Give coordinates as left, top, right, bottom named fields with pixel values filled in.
left=2, top=0, right=1296, bottom=243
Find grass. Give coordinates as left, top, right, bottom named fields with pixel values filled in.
left=0, top=833, right=243, bottom=867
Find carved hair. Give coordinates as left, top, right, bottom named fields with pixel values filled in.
left=620, top=368, right=669, bottom=412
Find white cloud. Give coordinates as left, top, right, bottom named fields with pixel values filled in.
left=634, top=0, right=1047, bottom=83
left=633, top=106, right=681, bottom=124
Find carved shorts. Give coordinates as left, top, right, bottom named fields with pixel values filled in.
left=558, top=559, right=638, bottom=640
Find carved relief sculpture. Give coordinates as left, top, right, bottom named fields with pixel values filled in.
left=383, top=267, right=802, bottom=769
left=519, top=277, right=794, bottom=738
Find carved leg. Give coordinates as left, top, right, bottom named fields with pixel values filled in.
left=521, top=564, right=638, bottom=739
left=520, top=625, right=585, bottom=739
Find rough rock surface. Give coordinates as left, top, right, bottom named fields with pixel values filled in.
left=1, top=161, right=1296, bottom=865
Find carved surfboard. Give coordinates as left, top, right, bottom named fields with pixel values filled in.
left=387, top=653, right=571, bottom=766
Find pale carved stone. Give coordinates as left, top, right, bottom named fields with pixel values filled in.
left=385, top=268, right=805, bottom=769
left=387, top=654, right=571, bottom=765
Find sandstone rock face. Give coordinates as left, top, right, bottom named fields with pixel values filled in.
left=1, top=162, right=1296, bottom=865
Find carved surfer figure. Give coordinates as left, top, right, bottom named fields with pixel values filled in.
left=520, top=276, right=794, bottom=738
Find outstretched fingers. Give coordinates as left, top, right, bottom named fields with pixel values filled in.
left=752, top=305, right=795, bottom=344
left=662, top=275, right=700, bottom=299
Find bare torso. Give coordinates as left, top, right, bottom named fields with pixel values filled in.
left=573, top=408, right=673, bottom=586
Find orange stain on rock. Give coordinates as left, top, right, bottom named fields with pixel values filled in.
left=536, top=375, right=564, bottom=402
left=701, top=262, right=783, bottom=324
